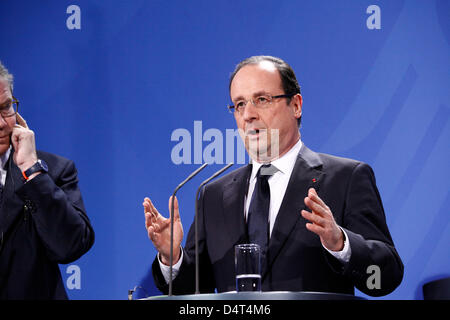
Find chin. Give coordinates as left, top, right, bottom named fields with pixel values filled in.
left=247, top=145, right=278, bottom=163
left=0, top=137, right=10, bottom=153
left=0, top=145, right=9, bottom=156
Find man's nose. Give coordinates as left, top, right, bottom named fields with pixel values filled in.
left=242, top=100, right=259, bottom=121
left=0, top=115, right=8, bottom=127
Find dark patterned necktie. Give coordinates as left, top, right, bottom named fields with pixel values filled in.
left=247, top=164, right=277, bottom=268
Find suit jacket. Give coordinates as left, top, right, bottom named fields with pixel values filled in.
left=153, top=145, right=403, bottom=296
left=0, top=150, right=95, bottom=299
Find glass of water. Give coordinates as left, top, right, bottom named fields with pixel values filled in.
left=235, top=243, right=261, bottom=292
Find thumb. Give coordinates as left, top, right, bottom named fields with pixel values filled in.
left=168, top=195, right=180, bottom=220
left=10, top=128, right=19, bottom=149
left=16, top=113, right=29, bottom=129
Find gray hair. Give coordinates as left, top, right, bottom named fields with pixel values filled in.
left=0, top=60, right=14, bottom=91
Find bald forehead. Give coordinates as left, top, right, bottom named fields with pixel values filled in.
left=257, top=60, right=278, bottom=73
left=236, top=61, right=279, bottom=78
left=230, top=62, right=283, bottom=99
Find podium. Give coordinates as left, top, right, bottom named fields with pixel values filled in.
left=144, top=291, right=365, bottom=300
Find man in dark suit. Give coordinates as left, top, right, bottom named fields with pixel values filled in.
left=144, top=56, right=403, bottom=296
left=0, top=61, right=94, bottom=299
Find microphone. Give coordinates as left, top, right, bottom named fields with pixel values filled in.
left=169, top=163, right=208, bottom=296
left=194, top=162, right=234, bottom=294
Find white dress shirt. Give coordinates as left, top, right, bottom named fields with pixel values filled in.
left=245, top=138, right=303, bottom=237
left=159, top=139, right=351, bottom=283
left=0, top=147, right=11, bottom=187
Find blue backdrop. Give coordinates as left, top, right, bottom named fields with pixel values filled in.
left=0, top=0, right=448, bottom=300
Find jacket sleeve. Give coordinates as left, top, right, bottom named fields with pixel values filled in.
left=327, top=162, right=404, bottom=296
left=15, top=159, right=94, bottom=264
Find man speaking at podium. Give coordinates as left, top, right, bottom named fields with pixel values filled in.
left=0, top=61, right=95, bottom=299
left=144, top=56, right=403, bottom=297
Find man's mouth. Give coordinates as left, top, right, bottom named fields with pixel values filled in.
left=246, top=128, right=265, bottom=136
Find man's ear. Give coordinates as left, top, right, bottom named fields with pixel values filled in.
left=292, top=94, right=302, bottom=119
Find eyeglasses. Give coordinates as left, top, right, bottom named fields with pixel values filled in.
left=227, top=93, right=295, bottom=114
left=0, top=96, right=19, bottom=118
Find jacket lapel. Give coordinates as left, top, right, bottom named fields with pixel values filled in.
left=222, top=164, right=252, bottom=244
left=0, top=151, right=26, bottom=239
left=265, top=145, right=325, bottom=277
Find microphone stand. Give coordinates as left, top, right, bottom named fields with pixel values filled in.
left=194, top=163, right=234, bottom=294
left=169, top=163, right=208, bottom=296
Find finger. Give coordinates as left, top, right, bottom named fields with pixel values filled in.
left=301, top=209, right=326, bottom=227
left=147, top=225, right=157, bottom=242
left=143, top=199, right=151, bottom=213
left=15, top=113, right=29, bottom=129
left=304, top=196, right=328, bottom=217
left=10, top=128, right=20, bottom=148
left=143, top=199, right=154, bottom=224
left=143, top=198, right=156, bottom=217
left=11, top=124, right=24, bottom=134
left=308, top=188, right=329, bottom=209
left=148, top=198, right=159, bottom=215
left=11, top=125, right=29, bottom=145
left=145, top=212, right=153, bottom=229
left=147, top=197, right=161, bottom=219
left=145, top=212, right=158, bottom=229
left=305, top=222, right=325, bottom=236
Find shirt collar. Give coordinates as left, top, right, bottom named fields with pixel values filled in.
left=250, top=138, right=303, bottom=181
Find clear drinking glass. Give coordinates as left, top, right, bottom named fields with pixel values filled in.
left=235, top=243, right=261, bottom=292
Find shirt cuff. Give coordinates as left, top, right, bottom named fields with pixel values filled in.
left=323, top=228, right=351, bottom=263
left=158, top=248, right=184, bottom=284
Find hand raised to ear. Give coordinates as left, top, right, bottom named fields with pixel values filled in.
left=12, top=113, right=38, bottom=174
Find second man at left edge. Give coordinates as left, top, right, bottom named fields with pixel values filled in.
left=0, top=60, right=95, bottom=300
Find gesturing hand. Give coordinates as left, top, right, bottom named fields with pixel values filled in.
left=11, top=113, right=38, bottom=174
left=144, top=196, right=184, bottom=265
left=301, top=188, right=344, bottom=251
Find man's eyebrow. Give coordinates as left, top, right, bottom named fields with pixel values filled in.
left=231, top=90, right=270, bottom=102
left=231, top=94, right=244, bottom=102
left=252, top=90, right=269, bottom=97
